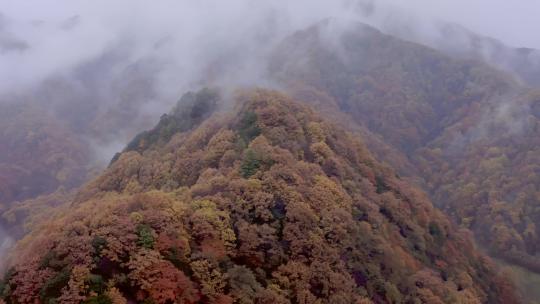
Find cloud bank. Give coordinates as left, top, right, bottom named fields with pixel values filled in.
left=0, top=0, right=538, bottom=162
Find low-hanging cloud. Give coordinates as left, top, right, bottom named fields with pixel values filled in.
left=0, top=0, right=539, bottom=262
left=0, top=226, right=13, bottom=271
left=0, top=0, right=366, bottom=163
left=2, top=0, right=539, bottom=98
left=2, top=0, right=539, bottom=93
left=0, top=0, right=539, bottom=164
left=0, top=0, right=363, bottom=94
left=365, top=0, right=540, bottom=49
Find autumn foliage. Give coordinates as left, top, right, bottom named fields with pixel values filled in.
left=270, top=21, right=540, bottom=278
left=0, top=89, right=517, bottom=303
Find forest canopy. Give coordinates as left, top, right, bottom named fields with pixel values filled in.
left=0, top=89, right=519, bottom=304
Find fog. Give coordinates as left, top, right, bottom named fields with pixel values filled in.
left=0, top=4, right=533, bottom=222
left=376, top=0, right=540, bottom=49
left=0, top=226, right=12, bottom=271
left=0, top=1, right=365, bottom=165
left=0, top=0, right=538, bottom=163
left=2, top=0, right=539, bottom=95
left=0, top=0, right=359, bottom=94
left=1, top=0, right=539, bottom=275
left=0, top=0, right=537, bottom=166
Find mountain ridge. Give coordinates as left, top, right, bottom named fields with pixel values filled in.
left=0, top=88, right=518, bottom=304
left=269, top=20, right=540, bottom=282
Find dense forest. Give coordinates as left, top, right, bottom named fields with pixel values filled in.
left=269, top=21, right=540, bottom=277
left=0, top=102, right=92, bottom=239
left=0, top=89, right=518, bottom=303
left=0, top=103, right=89, bottom=204
left=0, top=8, right=539, bottom=303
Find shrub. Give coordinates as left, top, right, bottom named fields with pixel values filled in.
left=238, top=112, right=261, bottom=143
left=137, top=224, right=155, bottom=249
left=39, top=268, right=71, bottom=303
left=240, top=149, right=261, bottom=178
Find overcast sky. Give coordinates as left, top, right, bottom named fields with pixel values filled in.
left=0, top=0, right=539, bottom=95
left=383, top=0, right=540, bottom=49
left=2, top=1, right=537, bottom=48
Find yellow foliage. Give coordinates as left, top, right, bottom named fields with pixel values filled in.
left=106, top=288, right=127, bottom=304
left=310, top=142, right=333, bottom=164
left=306, top=122, right=326, bottom=142
left=190, top=259, right=226, bottom=297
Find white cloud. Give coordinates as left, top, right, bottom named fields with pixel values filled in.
left=0, top=0, right=361, bottom=94
left=0, top=0, right=538, bottom=95
left=376, top=0, right=540, bottom=48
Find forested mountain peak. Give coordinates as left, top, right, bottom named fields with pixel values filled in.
left=0, top=88, right=518, bottom=303
left=271, top=20, right=519, bottom=152
left=270, top=20, right=540, bottom=298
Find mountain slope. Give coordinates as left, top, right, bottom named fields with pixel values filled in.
left=269, top=20, right=540, bottom=278
left=414, top=90, right=540, bottom=272
left=0, top=103, right=90, bottom=205
left=424, top=23, right=540, bottom=88
left=270, top=21, right=516, bottom=154
left=0, top=89, right=517, bottom=303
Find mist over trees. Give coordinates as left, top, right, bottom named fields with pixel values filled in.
left=0, top=1, right=539, bottom=303
left=0, top=89, right=519, bottom=303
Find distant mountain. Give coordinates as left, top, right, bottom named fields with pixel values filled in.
left=0, top=89, right=517, bottom=303
left=2, top=15, right=540, bottom=303
left=0, top=49, right=167, bottom=240
left=423, top=23, right=540, bottom=88
left=270, top=21, right=540, bottom=281
left=0, top=102, right=89, bottom=205
left=356, top=1, right=540, bottom=88
left=0, top=102, right=92, bottom=243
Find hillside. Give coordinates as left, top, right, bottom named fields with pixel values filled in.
left=0, top=52, right=170, bottom=243
left=270, top=21, right=540, bottom=278
left=0, top=89, right=517, bottom=304
left=427, top=23, right=540, bottom=88
left=415, top=90, right=540, bottom=272
left=270, top=21, right=516, bottom=154
left=0, top=101, right=97, bottom=244
left=0, top=102, right=90, bottom=205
